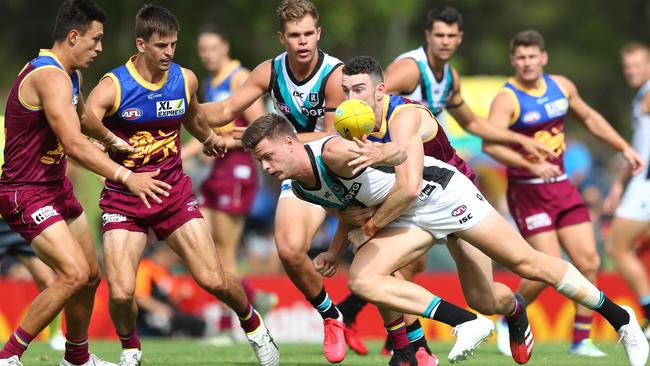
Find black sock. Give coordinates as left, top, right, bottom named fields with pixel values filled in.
left=307, top=287, right=340, bottom=320
left=406, top=320, right=431, bottom=355
left=643, top=303, right=650, bottom=321
left=594, top=296, right=630, bottom=331
left=338, top=293, right=368, bottom=325
left=430, top=300, right=478, bottom=327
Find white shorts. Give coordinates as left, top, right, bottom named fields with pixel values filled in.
left=279, top=179, right=326, bottom=211
left=386, top=171, right=492, bottom=239
left=615, top=180, right=650, bottom=222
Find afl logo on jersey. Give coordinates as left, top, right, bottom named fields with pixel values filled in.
left=522, top=111, right=542, bottom=124
left=277, top=102, right=291, bottom=114
left=121, top=108, right=143, bottom=121
left=451, top=205, right=467, bottom=217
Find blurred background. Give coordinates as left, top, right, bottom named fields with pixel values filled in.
left=0, top=0, right=649, bottom=344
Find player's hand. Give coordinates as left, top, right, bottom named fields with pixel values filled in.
left=347, top=135, right=382, bottom=174
left=337, top=206, right=377, bottom=226
left=123, top=168, right=171, bottom=209
left=622, top=146, right=644, bottom=176
left=603, top=180, right=625, bottom=215
left=528, top=161, right=562, bottom=181
left=348, top=227, right=372, bottom=253
left=313, top=251, right=340, bottom=277
left=102, top=131, right=135, bottom=153
left=520, top=136, right=555, bottom=161
left=202, top=132, right=227, bottom=158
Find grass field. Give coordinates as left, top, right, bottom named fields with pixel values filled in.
left=17, top=339, right=632, bottom=365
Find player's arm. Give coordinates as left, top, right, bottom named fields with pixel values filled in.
left=557, top=75, right=643, bottom=174
left=323, top=136, right=406, bottom=177
left=37, top=70, right=170, bottom=207
left=200, top=60, right=270, bottom=128
left=313, top=220, right=352, bottom=277
left=482, top=91, right=561, bottom=180
left=80, top=74, right=133, bottom=153
left=384, top=58, right=421, bottom=94
left=349, top=108, right=425, bottom=248
left=295, top=66, right=345, bottom=143
left=182, top=69, right=226, bottom=158
left=446, top=68, right=553, bottom=160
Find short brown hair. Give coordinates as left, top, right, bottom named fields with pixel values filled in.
left=621, top=42, right=650, bottom=58
left=241, top=113, right=297, bottom=150
left=276, top=0, right=319, bottom=31
left=135, top=4, right=179, bottom=41
left=510, top=30, right=545, bottom=54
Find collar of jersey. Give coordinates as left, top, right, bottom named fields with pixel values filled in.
left=369, top=97, right=390, bottom=139
left=210, top=59, right=241, bottom=87
left=126, top=56, right=169, bottom=91
left=38, top=49, right=65, bottom=70
left=508, top=76, right=547, bottom=97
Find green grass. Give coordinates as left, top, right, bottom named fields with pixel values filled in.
left=19, top=339, right=631, bottom=365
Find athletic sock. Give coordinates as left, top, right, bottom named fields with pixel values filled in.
left=338, top=293, right=368, bottom=325
left=423, top=296, right=477, bottom=326
left=385, top=316, right=410, bottom=351
left=406, top=319, right=431, bottom=354
left=506, top=294, right=523, bottom=322
left=640, top=295, right=650, bottom=321
left=64, top=336, right=89, bottom=365
left=594, top=296, right=630, bottom=331
left=308, top=287, right=340, bottom=320
left=241, top=278, right=256, bottom=304
left=573, top=314, right=592, bottom=345
left=237, top=304, right=262, bottom=333
left=0, top=327, right=34, bottom=359
left=118, top=330, right=141, bottom=350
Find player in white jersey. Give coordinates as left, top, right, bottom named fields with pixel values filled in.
left=242, top=112, right=649, bottom=366
left=199, top=1, right=350, bottom=362
left=605, top=42, right=650, bottom=336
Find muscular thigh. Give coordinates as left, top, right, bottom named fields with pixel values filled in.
left=30, top=221, right=87, bottom=276
left=165, top=218, right=223, bottom=276
left=447, top=236, right=495, bottom=294
left=557, top=222, right=598, bottom=266
left=275, top=196, right=327, bottom=252
left=103, top=229, right=147, bottom=292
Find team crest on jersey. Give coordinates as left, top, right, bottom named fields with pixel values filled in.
left=277, top=102, right=291, bottom=114
left=121, top=108, right=143, bottom=121
left=156, top=99, right=186, bottom=117
left=308, top=92, right=319, bottom=104
left=523, top=111, right=542, bottom=124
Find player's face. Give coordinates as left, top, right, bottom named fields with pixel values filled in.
left=341, top=73, right=383, bottom=111
left=138, top=32, right=178, bottom=72
left=254, top=137, right=293, bottom=181
left=277, top=15, right=321, bottom=65
left=197, top=33, right=228, bottom=73
left=622, top=50, right=650, bottom=89
left=72, top=21, right=104, bottom=69
left=425, top=21, right=463, bottom=62
left=510, top=46, right=548, bottom=83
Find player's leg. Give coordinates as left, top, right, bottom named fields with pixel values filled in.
left=558, top=222, right=606, bottom=356
left=516, top=231, right=561, bottom=305
left=607, top=217, right=650, bottom=329
left=349, top=227, right=494, bottom=363
left=165, top=218, right=279, bottom=366
left=456, top=208, right=648, bottom=366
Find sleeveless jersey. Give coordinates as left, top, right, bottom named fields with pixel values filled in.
left=268, top=50, right=342, bottom=133
left=102, top=57, right=189, bottom=191
left=394, top=45, right=454, bottom=118
left=203, top=60, right=247, bottom=131
left=630, top=80, right=650, bottom=182
left=504, top=74, right=569, bottom=179
left=1, top=49, right=80, bottom=186
left=367, top=95, right=475, bottom=181
left=292, top=137, right=457, bottom=210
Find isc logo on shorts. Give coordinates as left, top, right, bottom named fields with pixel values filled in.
left=31, top=206, right=59, bottom=225
left=102, top=213, right=127, bottom=225
left=156, top=99, right=186, bottom=117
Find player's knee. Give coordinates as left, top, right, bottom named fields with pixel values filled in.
left=109, top=283, right=136, bottom=306
left=275, top=236, right=308, bottom=269
left=195, top=273, right=229, bottom=296
left=347, top=275, right=376, bottom=302
left=58, top=264, right=90, bottom=293
left=574, top=253, right=600, bottom=276
left=466, top=295, right=497, bottom=315
left=511, top=258, right=546, bottom=282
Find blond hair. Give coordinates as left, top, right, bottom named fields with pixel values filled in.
left=276, top=0, right=318, bottom=31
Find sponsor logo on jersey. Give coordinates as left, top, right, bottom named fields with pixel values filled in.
left=300, top=106, right=325, bottom=117
left=418, top=184, right=435, bottom=201
left=186, top=199, right=199, bottom=212
left=544, top=98, right=569, bottom=118
left=147, top=93, right=163, bottom=100
left=277, top=102, right=291, bottom=114
left=156, top=99, right=186, bottom=117
left=458, top=213, right=473, bottom=224
left=281, top=183, right=292, bottom=191
left=476, top=193, right=484, bottom=201
left=292, top=90, right=304, bottom=98
left=451, top=205, right=467, bottom=217
left=121, top=108, right=143, bottom=121
left=536, top=97, right=549, bottom=105
left=31, top=206, right=59, bottom=225
left=72, top=94, right=79, bottom=108
left=522, top=111, right=542, bottom=124
left=101, top=213, right=127, bottom=225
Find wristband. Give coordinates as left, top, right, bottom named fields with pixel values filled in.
left=121, top=170, right=132, bottom=184
left=201, top=131, right=216, bottom=145
left=113, top=166, right=125, bottom=182
left=362, top=216, right=381, bottom=237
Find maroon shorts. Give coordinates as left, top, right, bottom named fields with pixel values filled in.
left=199, top=150, right=256, bottom=215
left=99, top=175, right=203, bottom=240
left=0, top=178, right=83, bottom=242
left=506, top=178, right=590, bottom=238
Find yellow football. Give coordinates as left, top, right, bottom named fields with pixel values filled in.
left=334, top=99, right=376, bottom=140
